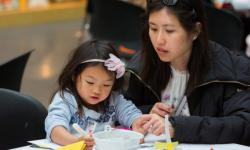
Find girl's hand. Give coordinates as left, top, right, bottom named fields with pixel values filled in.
left=132, top=114, right=175, bottom=137
left=131, top=116, right=148, bottom=134
left=150, top=102, right=173, bottom=117
left=78, top=135, right=95, bottom=150
left=132, top=114, right=165, bottom=135
left=142, top=114, right=165, bottom=135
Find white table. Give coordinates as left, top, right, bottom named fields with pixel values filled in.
left=11, top=141, right=250, bottom=150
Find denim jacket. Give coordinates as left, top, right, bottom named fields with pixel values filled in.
left=45, top=91, right=142, bottom=141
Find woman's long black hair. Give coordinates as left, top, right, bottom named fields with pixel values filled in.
left=141, top=0, right=211, bottom=95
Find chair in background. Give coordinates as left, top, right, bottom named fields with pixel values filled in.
left=205, top=5, right=244, bottom=51
left=0, top=50, right=33, bottom=91
left=0, top=88, right=47, bottom=149
left=84, top=0, right=145, bottom=60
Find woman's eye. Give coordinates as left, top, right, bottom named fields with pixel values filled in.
left=86, top=81, right=94, bottom=85
left=166, top=30, right=174, bottom=33
left=149, top=27, right=157, bottom=32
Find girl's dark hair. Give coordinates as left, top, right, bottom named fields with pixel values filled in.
left=57, top=40, right=123, bottom=114
left=142, top=0, right=211, bottom=95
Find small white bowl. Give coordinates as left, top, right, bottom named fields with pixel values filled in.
left=93, top=129, right=143, bottom=150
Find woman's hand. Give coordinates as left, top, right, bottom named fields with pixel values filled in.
left=150, top=102, right=173, bottom=117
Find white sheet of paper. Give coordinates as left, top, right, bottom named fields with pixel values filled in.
left=144, top=133, right=167, bottom=143
left=28, top=139, right=61, bottom=149
left=12, top=139, right=249, bottom=150
left=178, top=143, right=250, bottom=150
left=137, top=143, right=250, bottom=150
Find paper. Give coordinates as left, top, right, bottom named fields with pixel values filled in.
left=137, top=143, right=250, bottom=150
left=154, top=141, right=178, bottom=150
left=178, top=143, right=250, bottom=150
left=27, top=139, right=250, bottom=150
left=144, top=133, right=167, bottom=143
left=57, top=141, right=86, bottom=150
left=28, top=139, right=61, bottom=149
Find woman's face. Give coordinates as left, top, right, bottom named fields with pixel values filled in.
left=149, top=8, right=197, bottom=70
left=76, top=64, right=115, bottom=105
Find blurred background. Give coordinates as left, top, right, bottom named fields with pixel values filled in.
left=1, top=0, right=250, bottom=149
left=0, top=0, right=86, bottom=107
left=0, top=0, right=250, bottom=108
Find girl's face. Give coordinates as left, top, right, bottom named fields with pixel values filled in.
left=149, top=8, right=197, bottom=70
left=76, top=64, right=115, bottom=105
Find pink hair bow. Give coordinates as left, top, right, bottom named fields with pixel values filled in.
left=105, top=54, right=125, bottom=79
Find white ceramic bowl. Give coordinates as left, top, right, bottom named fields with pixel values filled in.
left=93, top=129, right=143, bottom=150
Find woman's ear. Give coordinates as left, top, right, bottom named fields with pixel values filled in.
left=193, top=22, right=202, bottom=40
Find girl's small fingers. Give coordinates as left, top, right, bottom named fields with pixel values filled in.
left=85, top=139, right=95, bottom=143
left=134, top=127, right=147, bottom=134
left=152, top=121, right=161, bottom=128
left=149, top=123, right=160, bottom=134
left=84, top=136, right=94, bottom=141
left=148, top=119, right=164, bottom=134
left=85, top=138, right=94, bottom=142
left=143, top=114, right=163, bottom=130
left=85, top=141, right=95, bottom=147
left=143, top=118, right=158, bottom=130
left=152, top=127, right=164, bottom=136
left=86, top=146, right=93, bottom=150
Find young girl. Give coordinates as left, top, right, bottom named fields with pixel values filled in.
left=125, top=0, right=250, bottom=145
left=45, top=40, right=164, bottom=149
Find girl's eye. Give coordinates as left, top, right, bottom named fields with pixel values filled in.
left=86, top=81, right=94, bottom=85
left=103, top=84, right=112, bottom=87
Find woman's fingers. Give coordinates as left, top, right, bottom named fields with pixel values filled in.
left=150, top=102, right=173, bottom=117
left=150, top=108, right=167, bottom=117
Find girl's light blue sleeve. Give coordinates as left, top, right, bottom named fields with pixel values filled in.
left=113, top=92, right=142, bottom=128
left=44, top=92, right=74, bottom=141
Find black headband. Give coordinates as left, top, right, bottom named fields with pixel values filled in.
left=163, top=0, right=197, bottom=21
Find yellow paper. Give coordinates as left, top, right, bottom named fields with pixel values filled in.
left=57, top=141, right=86, bottom=150
left=154, top=141, right=178, bottom=150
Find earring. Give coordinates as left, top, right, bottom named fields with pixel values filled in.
left=193, top=36, right=197, bottom=40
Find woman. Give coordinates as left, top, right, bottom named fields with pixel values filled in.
left=125, top=0, right=250, bottom=145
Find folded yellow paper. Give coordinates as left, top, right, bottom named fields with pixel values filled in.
left=57, top=141, right=86, bottom=150
left=154, top=141, right=178, bottom=150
